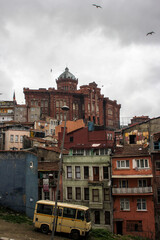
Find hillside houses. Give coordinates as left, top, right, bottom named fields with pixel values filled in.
left=1, top=68, right=160, bottom=239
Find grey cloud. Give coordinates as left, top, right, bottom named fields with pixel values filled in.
left=0, top=0, right=160, bottom=120
left=0, top=70, right=14, bottom=99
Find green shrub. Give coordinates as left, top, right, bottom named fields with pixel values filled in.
left=0, top=206, right=32, bottom=225
left=87, top=229, right=152, bottom=240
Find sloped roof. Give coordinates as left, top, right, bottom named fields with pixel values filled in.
left=37, top=146, right=68, bottom=155
left=122, top=116, right=160, bottom=132
left=38, top=161, right=59, bottom=171
left=113, top=144, right=149, bottom=157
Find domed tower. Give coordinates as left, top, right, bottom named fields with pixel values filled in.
left=56, top=67, right=78, bottom=91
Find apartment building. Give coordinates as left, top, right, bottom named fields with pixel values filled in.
left=112, top=145, right=155, bottom=239
left=63, top=155, right=112, bottom=230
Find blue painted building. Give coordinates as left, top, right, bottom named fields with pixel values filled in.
left=0, top=151, right=38, bottom=218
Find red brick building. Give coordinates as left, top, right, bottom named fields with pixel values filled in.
left=112, top=145, right=155, bottom=239
left=151, top=132, right=160, bottom=239
left=58, top=126, right=114, bottom=156
left=23, top=67, right=121, bottom=129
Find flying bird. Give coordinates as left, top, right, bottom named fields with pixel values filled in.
left=92, top=4, right=102, bottom=8
left=146, top=31, right=155, bottom=36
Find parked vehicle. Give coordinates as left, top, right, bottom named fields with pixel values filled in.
left=33, top=200, right=91, bottom=239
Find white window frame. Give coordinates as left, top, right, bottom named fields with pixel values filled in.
left=137, top=199, right=147, bottom=211
left=10, top=135, right=14, bottom=143
left=120, top=198, right=130, bottom=211
left=75, top=166, right=81, bottom=179
left=15, top=135, right=19, bottom=143
left=136, top=159, right=149, bottom=169
left=67, top=166, right=72, bottom=179
left=117, top=160, right=129, bottom=169
left=20, top=135, right=23, bottom=143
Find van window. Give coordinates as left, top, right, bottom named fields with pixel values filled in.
left=58, top=208, right=62, bottom=216
left=85, top=210, right=91, bottom=222
left=63, top=207, right=76, bottom=219
left=77, top=210, right=84, bottom=221
left=37, top=204, right=53, bottom=215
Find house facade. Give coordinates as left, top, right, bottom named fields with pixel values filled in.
left=0, top=151, right=38, bottom=218
left=63, top=155, right=112, bottom=230
left=4, top=125, right=30, bottom=150
left=58, top=126, right=114, bottom=155
left=122, top=117, right=160, bottom=145
left=112, top=145, right=155, bottom=239
left=31, top=146, right=68, bottom=201
left=34, top=117, right=58, bottom=137
left=0, top=101, right=15, bottom=122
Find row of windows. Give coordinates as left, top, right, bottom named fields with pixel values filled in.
left=37, top=204, right=86, bottom=221
left=94, top=210, right=110, bottom=225
left=116, top=159, right=149, bottom=169
left=0, top=102, right=14, bottom=106
left=41, top=100, right=48, bottom=107
left=58, top=86, right=75, bottom=91
left=30, top=114, right=39, bottom=120
left=10, top=135, right=23, bottom=143
left=126, top=220, right=142, bottom=232
left=56, top=113, right=66, bottom=121
left=120, top=198, right=147, bottom=211
left=66, top=187, right=110, bottom=202
left=71, top=148, right=111, bottom=156
left=88, top=103, right=99, bottom=112
left=0, top=109, right=13, bottom=113
left=56, top=100, right=67, bottom=108
left=116, top=179, right=148, bottom=188
left=31, top=100, right=48, bottom=107
left=73, top=103, right=79, bottom=111
left=50, top=120, right=58, bottom=126
left=66, top=166, right=109, bottom=180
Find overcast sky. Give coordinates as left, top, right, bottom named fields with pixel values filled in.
left=0, top=0, right=160, bottom=124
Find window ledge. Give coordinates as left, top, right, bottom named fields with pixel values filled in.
left=136, top=210, right=147, bottom=212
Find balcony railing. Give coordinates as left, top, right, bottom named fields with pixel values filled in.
left=112, top=186, right=152, bottom=194
left=88, top=180, right=104, bottom=186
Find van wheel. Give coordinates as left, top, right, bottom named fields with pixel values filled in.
left=41, top=224, right=49, bottom=234
left=71, top=230, right=80, bottom=240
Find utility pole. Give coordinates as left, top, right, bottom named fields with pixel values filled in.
left=50, top=105, right=69, bottom=240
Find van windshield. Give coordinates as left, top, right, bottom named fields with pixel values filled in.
left=85, top=210, right=91, bottom=222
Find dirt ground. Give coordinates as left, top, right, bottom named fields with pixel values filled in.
left=0, top=219, right=70, bottom=240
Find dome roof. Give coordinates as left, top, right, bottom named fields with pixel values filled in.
left=58, top=67, right=76, bottom=80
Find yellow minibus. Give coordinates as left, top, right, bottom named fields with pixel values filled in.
left=33, top=200, right=91, bottom=239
